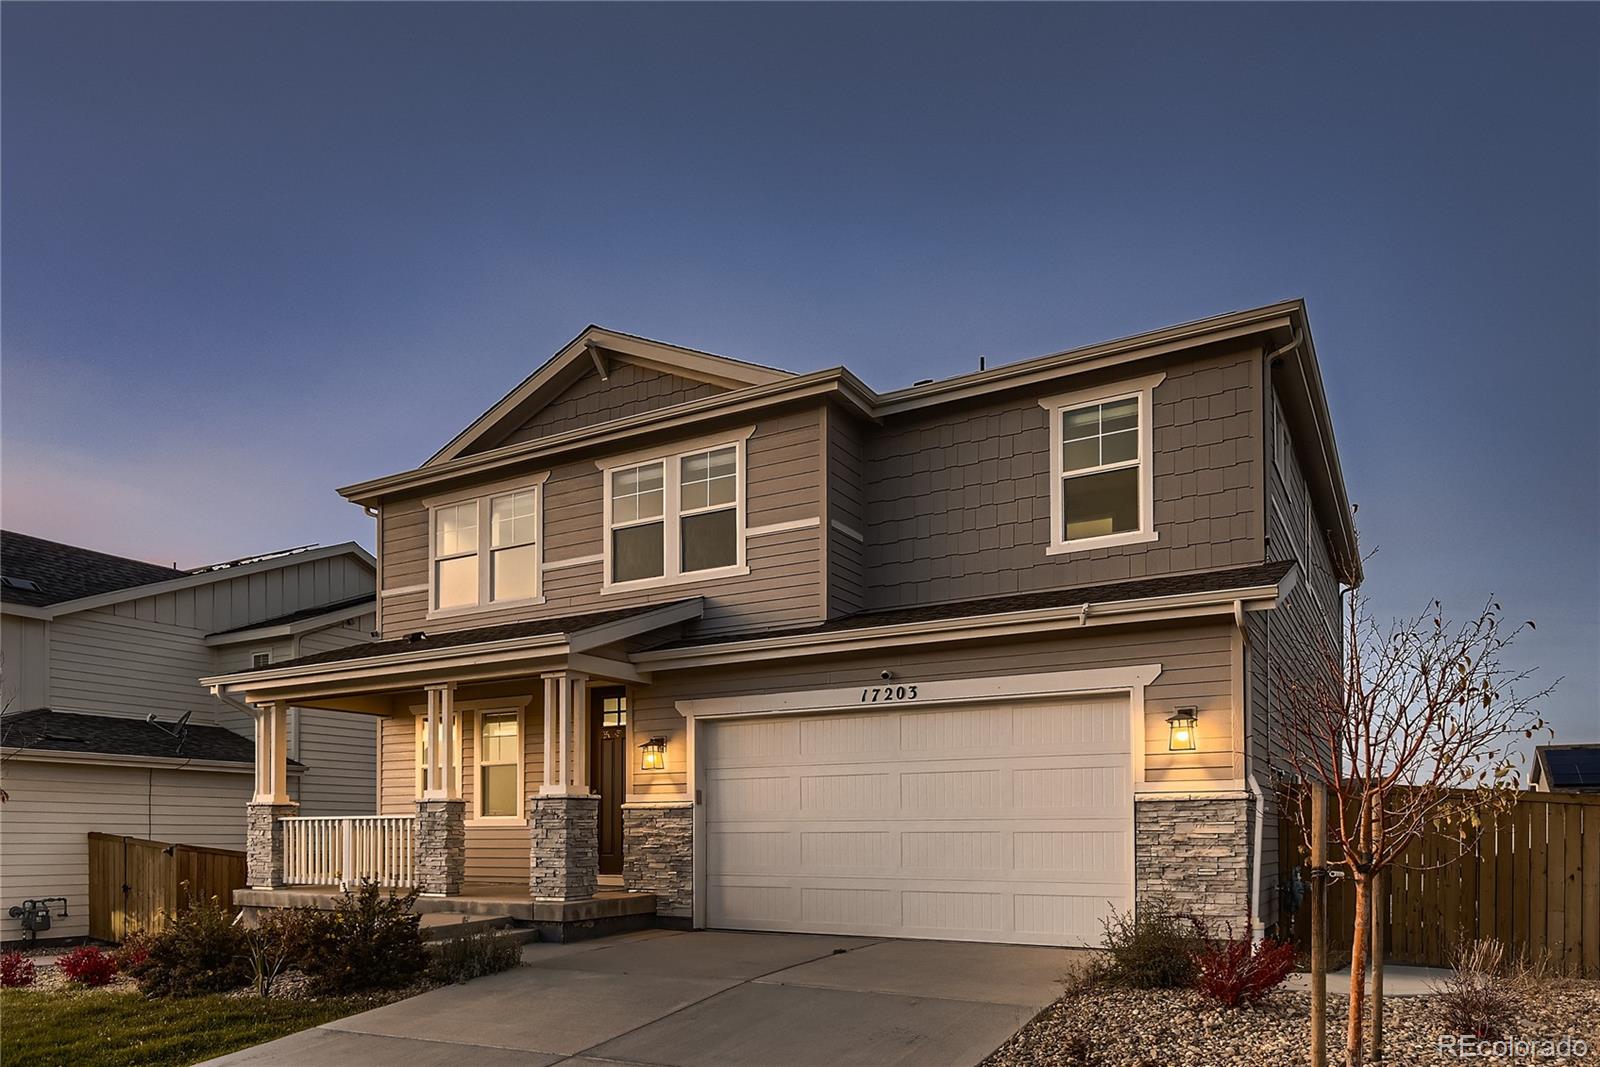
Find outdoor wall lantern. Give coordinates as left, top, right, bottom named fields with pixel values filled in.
left=1167, top=708, right=1199, bottom=752
left=639, top=736, right=668, bottom=771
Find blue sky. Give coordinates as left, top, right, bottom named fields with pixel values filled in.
left=3, top=3, right=1596, bottom=749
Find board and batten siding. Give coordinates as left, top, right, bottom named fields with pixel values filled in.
left=0, top=759, right=251, bottom=940
left=860, top=344, right=1266, bottom=609
left=625, top=620, right=1243, bottom=802
left=379, top=407, right=826, bottom=639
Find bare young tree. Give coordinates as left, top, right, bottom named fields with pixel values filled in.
left=1276, top=567, right=1553, bottom=1066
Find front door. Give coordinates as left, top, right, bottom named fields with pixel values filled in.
left=590, top=688, right=628, bottom=875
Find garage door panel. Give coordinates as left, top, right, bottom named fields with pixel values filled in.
left=704, top=694, right=1133, bottom=947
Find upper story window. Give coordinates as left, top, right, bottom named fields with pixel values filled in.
left=427, top=475, right=548, bottom=616
left=1040, top=373, right=1163, bottom=555
left=600, top=433, right=750, bottom=592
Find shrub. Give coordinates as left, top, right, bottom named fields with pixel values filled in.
left=1193, top=927, right=1297, bottom=1007
left=113, top=931, right=152, bottom=973
left=1088, top=899, right=1206, bottom=989
left=427, top=932, right=522, bottom=984
left=58, top=945, right=118, bottom=987
left=130, top=897, right=250, bottom=997
left=1, top=951, right=36, bottom=988
left=244, top=908, right=316, bottom=998
left=293, top=881, right=424, bottom=995
left=1433, top=939, right=1521, bottom=1040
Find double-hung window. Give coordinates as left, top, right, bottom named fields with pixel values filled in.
left=428, top=475, right=548, bottom=616
left=601, top=435, right=748, bottom=590
left=1041, top=374, right=1162, bottom=554
left=476, top=710, right=522, bottom=820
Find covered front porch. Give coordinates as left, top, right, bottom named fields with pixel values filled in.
left=203, top=600, right=702, bottom=921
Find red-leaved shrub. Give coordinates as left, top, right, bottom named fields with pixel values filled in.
left=1, top=951, right=36, bottom=987
left=114, top=931, right=152, bottom=973
left=1193, top=931, right=1296, bottom=1007
left=58, top=945, right=118, bottom=987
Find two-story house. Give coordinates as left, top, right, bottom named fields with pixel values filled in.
left=209, top=299, right=1356, bottom=948
left=0, top=534, right=377, bottom=941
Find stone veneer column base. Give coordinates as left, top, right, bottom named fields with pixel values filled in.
left=1134, top=793, right=1253, bottom=932
left=246, top=802, right=298, bottom=889
left=622, top=802, right=693, bottom=919
left=414, top=799, right=467, bottom=897
left=530, top=794, right=600, bottom=902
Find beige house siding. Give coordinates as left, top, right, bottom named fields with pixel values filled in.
left=0, top=759, right=252, bottom=941
left=1, top=615, right=49, bottom=710
left=491, top=363, right=725, bottom=451
left=626, top=620, right=1243, bottom=802
left=825, top=408, right=866, bottom=618
left=49, top=609, right=220, bottom=724
left=379, top=407, right=826, bottom=638
left=860, top=344, right=1266, bottom=608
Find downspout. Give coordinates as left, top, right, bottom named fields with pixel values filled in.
left=1235, top=599, right=1268, bottom=944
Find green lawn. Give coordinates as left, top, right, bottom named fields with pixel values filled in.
left=0, top=988, right=402, bottom=1067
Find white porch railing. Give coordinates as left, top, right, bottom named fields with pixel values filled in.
left=280, top=815, right=416, bottom=889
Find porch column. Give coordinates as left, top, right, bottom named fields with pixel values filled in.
left=531, top=671, right=598, bottom=902
left=415, top=682, right=465, bottom=896
left=246, top=702, right=296, bottom=889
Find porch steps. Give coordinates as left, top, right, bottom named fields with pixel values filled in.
left=419, top=912, right=522, bottom=942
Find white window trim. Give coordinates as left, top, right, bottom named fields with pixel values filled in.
left=425, top=471, right=550, bottom=620
left=598, top=434, right=751, bottom=594
left=250, top=649, right=272, bottom=669
left=468, top=706, right=525, bottom=826
left=1039, top=373, right=1164, bottom=555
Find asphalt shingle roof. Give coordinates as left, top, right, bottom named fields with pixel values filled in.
left=0, top=707, right=299, bottom=766
left=242, top=600, right=700, bottom=673
left=652, top=560, right=1298, bottom=649
left=1, top=531, right=183, bottom=609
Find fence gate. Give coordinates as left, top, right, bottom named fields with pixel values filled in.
left=86, top=833, right=247, bottom=942
left=1280, top=790, right=1600, bottom=978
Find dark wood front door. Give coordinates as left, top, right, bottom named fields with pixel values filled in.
left=590, top=688, right=628, bottom=875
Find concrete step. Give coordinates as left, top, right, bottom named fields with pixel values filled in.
left=418, top=912, right=513, bottom=941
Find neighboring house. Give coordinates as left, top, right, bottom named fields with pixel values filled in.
left=0, top=532, right=377, bottom=940
left=1531, top=744, right=1600, bottom=794
left=208, top=300, right=1356, bottom=948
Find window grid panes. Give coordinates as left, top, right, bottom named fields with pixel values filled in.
left=1060, top=396, right=1142, bottom=543
left=607, top=446, right=741, bottom=584
left=490, top=490, right=538, bottom=603
left=600, top=694, right=628, bottom=728
left=679, top=446, right=738, bottom=573
left=478, top=712, right=518, bottom=818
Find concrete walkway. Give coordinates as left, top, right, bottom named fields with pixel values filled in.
left=203, top=929, right=1081, bottom=1067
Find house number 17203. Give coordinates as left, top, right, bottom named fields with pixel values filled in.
left=859, top=685, right=918, bottom=703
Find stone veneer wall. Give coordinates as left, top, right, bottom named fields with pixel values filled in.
left=530, top=794, right=599, bottom=902
left=246, top=802, right=298, bottom=888
left=623, top=803, right=693, bottom=918
left=1134, top=794, right=1253, bottom=929
left=414, top=799, right=466, bottom=897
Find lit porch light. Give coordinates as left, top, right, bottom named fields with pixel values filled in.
left=1167, top=708, right=1199, bottom=752
left=639, top=736, right=668, bottom=771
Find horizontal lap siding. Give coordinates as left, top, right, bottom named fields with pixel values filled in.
left=827, top=412, right=866, bottom=618
left=49, top=610, right=220, bottom=724
left=0, top=760, right=249, bottom=940
left=380, top=408, right=825, bottom=638
left=628, top=621, right=1239, bottom=800
left=862, top=345, right=1265, bottom=608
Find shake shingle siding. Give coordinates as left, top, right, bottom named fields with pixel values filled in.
left=487, top=363, right=724, bottom=451
left=860, top=345, right=1265, bottom=609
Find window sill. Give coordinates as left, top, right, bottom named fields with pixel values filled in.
left=600, top=563, right=750, bottom=595
left=426, top=595, right=546, bottom=622
left=1045, top=529, right=1159, bottom=556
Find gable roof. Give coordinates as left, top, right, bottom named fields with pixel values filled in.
left=1, top=533, right=375, bottom=620
left=426, top=325, right=793, bottom=467
left=0, top=707, right=301, bottom=769
left=1532, top=744, right=1600, bottom=791
left=1, top=531, right=183, bottom=608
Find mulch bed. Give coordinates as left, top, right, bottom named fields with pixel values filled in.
left=982, top=982, right=1600, bottom=1066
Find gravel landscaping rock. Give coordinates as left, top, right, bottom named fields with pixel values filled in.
left=983, top=980, right=1600, bottom=1066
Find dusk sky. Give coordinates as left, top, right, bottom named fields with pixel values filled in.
left=3, top=4, right=1595, bottom=751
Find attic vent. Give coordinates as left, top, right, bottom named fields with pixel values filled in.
left=0, top=576, right=41, bottom=593
left=404, top=631, right=429, bottom=644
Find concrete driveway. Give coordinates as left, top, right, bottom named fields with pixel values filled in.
left=204, top=929, right=1079, bottom=1067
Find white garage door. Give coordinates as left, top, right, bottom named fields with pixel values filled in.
left=701, top=694, right=1133, bottom=946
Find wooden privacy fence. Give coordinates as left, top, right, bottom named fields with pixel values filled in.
left=87, top=833, right=247, bottom=942
left=1280, top=790, right=1600, bottom=978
